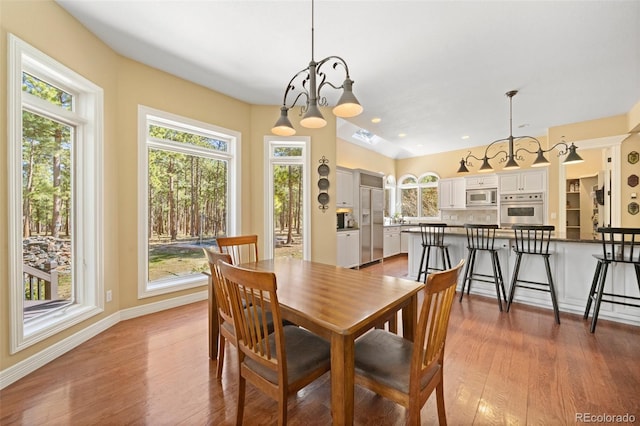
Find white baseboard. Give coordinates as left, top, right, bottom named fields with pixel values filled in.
left=0, top=291, right=207, bottom=390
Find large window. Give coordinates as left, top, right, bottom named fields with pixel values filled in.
left=398, top=173, right=440, bottom=219
left=8, top=35, right=104, bottom=353
left=263, top=138, right=310, bottom=260
left=138, top=106, right=239, bottom=297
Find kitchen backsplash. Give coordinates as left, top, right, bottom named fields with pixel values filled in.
left=440, top=209, right=499, bottom=226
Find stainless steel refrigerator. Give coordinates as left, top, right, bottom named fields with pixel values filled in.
left=360, top=186, right=384, bottom=264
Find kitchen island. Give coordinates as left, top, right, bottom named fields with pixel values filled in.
left=404, top=227, right=640, bottom=327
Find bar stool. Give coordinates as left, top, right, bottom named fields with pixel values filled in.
left=584, top=227, right=640, bottom=333
left=416, top=223, right=452, bottom=283
left=506, top=225, right=560, bottom=324
left=459, top=224, right=507, bottom=311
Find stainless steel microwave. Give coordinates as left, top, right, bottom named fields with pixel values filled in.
left=466, top=188, right=497, bottom=207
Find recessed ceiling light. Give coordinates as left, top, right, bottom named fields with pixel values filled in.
left=398, top=133, right=406, bottom=138
left=371, top=117, right=381, bottom=123
left=461, top=135, right=470, bottom=140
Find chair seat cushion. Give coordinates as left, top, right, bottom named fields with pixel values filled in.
left=244, top=325, right=330, bottom=385
left=355, top=329, right=439, bottom=394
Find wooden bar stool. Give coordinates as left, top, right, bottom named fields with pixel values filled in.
left=506, top=225, right=560, bottom=324
left=584, top=227, right=640, bottom=333
left=416, top=223, right=452, bottom=283
left=459, top=224, right=507, bottom=311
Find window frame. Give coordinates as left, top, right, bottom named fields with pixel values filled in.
left=7, top=34, right=105, bottom=354
left=137, top=105, right=240, bottom=298
left=263, top=137, right=311, bottom=261
left=398, top=172, right=441, bottom=219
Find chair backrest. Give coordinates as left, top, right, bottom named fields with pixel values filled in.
left=411, top=259, right=464, bottom=388
left=597, top=227, right=640, bottom=264
left=464, top=224, right=498, bottom=250
left=203, top=248, right=234, bottom=325
left=512, top=225, right=554, bottom=255
left=216, top=234, right=259, bottom=264
left=217, top=260, right=285, bottom=383
left=419, top=223, right=447, bottom=247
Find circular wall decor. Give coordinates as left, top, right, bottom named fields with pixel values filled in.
left=629, top=202, right=639, bottom=215
left=318, top=192, right=329, bottom=206
left=318, top=177, right=329, bottom=190
left=318, top=163, right=330, bottom=176
left=628, top=151, right=639, bottom=164
left=628, top=174, right=639, bottom=188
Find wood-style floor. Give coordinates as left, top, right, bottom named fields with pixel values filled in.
left=2, top=254, right=639, bottom=425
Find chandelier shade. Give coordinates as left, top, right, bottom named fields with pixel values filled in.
left=457, top=90, right=583, bottom=173
left=271, top=0, right=362, bottom=136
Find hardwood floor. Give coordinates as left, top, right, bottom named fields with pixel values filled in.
left=2, top=254, right=639, bottom=425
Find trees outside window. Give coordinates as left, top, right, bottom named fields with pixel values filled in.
left=138, top=107, right=239, bottom=297
left=8, top=35, right=104, bottom=353
left=398, top=173, right=440, bottom=219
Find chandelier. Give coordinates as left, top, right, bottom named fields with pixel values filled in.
left=457, top=90, right=583, bottom=173
left=271, top=0, right=363, bottom=136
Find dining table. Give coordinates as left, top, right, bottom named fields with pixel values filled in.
left=209, top=257, right=424, bottom=425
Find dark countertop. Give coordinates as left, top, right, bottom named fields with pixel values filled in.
left=401, top=226, right=602, bottom=244
left=337, top=227, right=359, bottom=232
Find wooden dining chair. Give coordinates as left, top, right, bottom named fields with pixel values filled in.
left=218, top=260, right=331, bottom=425
left=204, top=247, right=280, bottom=378
left=203, top=248, right=237, bottom=377
left=354, top=259, right=465, bottom=426
left=216, top=234, right=259, bottom=264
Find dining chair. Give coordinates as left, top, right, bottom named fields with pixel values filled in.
left=354, top=258, right=464, bottom=426
left=203, top=247, right=281, bottom=378
left=216, top=234, right=259, bottom=264
left=218, top=260, right=331, bottom=425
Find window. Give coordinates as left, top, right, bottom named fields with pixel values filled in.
left=384, top=175, right=396, bottom=218
left=398, top=173, right=440, bottom=218
left=8, top=35, right=104, bottom=353
left=138, top=106, right=239, bottom=297
left=263, top=138, right=310, bottom=261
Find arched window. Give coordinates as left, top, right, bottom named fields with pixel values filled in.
left=398, top=173, right=440, bottom=218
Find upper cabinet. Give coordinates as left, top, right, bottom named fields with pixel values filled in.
left=336, top=168, right=354, bottom=207
left=499, top=169, right=546, bottom=193
left=465, top=174, right=498, bottom=189
left=439, top=177, right=466, bottom=209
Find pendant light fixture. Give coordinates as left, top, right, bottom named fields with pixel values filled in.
left=271, top=0, right=363, bottom=136
left=457, top=90, right=583, bottom=173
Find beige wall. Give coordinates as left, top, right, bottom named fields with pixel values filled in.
left=336, top=138, right=395, bottom=177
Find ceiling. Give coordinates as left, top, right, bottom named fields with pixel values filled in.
left=56, top=0, right=640, bottom=159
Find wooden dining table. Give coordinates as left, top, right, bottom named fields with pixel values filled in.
left=209, top=257, right=424, bottom=425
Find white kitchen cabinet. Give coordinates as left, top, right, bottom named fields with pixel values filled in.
left=383, top=226, right=401, bottom=257
left=400, top=225, right=411, bottom=253
left=336, top=230, right=360, bottom=268
left=465, top=174, right=498, bottom=188
left=499, top=169, right=546, bottom=193
left=336, top=168, right=354, bottom=208
left=439, top=177, right=466, bottom=209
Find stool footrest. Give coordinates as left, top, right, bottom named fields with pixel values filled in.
left=513, top=280, right=552, bottom=292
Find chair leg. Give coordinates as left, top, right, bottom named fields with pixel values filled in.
left=216, top=334, right=226, bottom=378
left=584, top=261, right=603, bottom=319
left=494, top=253, right=507, bottom=303
left=466, top=250, right=477, bottom=295
left=423, top=246, right=432, bottom=283
left=278, top=390, right=287, bottom=426
left=236, top=373, right=246, bottom=425
left=436, top=379, right=448, bottom=426
left=444, top=247, right=452, bottom=270
left=507, top=253, right=523, bottom=312
left=459, top=249, right=474, bottom=302
left=417, top=245, right=427, bottom=282
left=590, top=262, right=610, bottom=333
left=490, top=251, right=504, bottom=312
left=544, top=255, right=560, bottom=325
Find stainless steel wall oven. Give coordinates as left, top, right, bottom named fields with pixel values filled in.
left=500, top=193, right=544, bottom=227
